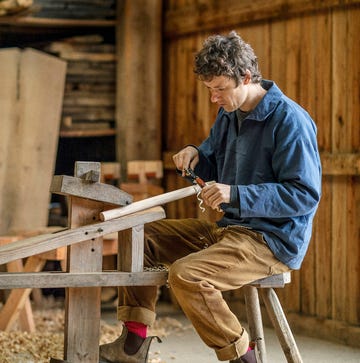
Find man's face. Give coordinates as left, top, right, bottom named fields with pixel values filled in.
left=203, top=75, right=248, bottom=112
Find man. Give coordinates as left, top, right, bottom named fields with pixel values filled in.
left=100, top=31, right=321, bottom=363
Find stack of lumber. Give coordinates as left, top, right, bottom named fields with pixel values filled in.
left=44, top=35, right=116, bottom=135
left=33, top=0, right=115, bottom=19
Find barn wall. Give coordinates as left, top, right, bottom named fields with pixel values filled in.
left=161, top=0, right=360, bottom=346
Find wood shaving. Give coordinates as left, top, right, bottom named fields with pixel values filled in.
left=0, top=299, right=190, bottom=363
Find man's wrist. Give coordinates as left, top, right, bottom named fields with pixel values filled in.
left=184, top=144, right=199, bottom=151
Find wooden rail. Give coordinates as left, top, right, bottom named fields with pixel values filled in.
left=0, top=207, right=164, bottom=266
left=0, top=271, right=167, bottom=289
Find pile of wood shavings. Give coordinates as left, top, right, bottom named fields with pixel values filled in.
left=0, top=303, right=190, bottom=363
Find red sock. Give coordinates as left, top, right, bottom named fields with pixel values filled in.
left=125, top=321, right=147, bottom=339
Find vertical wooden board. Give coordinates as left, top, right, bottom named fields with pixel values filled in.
left=331, top=176, right=349, bottom=322
left=64, top=196, right=103, bottom=363
left=299, top=15, right=316, bottom=116
left=313, top=11, right=332, bottom=152
left=331, top=10, right=349, bottom=322
left=298, top=15, right=317, bottom=317
left=164, top=42, right=177, bottom=149
left=165, top=40, right=179, bottom=149
left=175, top=38, right=187, bottom=147
left=346, top=7, right=360, bottom=152
left=116, top=0, right=162, bottom=164
left=314, top=177, right=332, bottom=319
left=284, top=16, right=301, bottom=101
left=188, top=36, right=202, bottom=146
left=236, top=22, right=271, bottom=80
left=346, top=176, right=360, bottom=324
left=313, top=11, right=332, bottom=320
left=0, top=49, right=20, bottom=234
left=345, top=7, right=360, bottom=325
left=2, top=48, right=66, bottom=234
left=331, top=10, right=349, bottom=153
left=194, top=32, right=219, bottom=145
left=282, top=17, right=304, bottom=314
left=269, top=19, right=287, bottom=90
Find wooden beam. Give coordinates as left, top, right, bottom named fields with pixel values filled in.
left=164, top=0, right=360, bottom=38
left=0, top=207, right=166, bottom=265
left=0, top=271, right=168, bottom=289
left=321, top=152, right=360, bottom=175
left=0, top=17, right=116, bottom=27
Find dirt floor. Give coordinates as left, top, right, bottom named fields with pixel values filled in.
left=1, top=297, right=360, bottom=363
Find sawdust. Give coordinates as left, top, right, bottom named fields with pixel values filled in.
left=0, top=299, right=190, bottom=363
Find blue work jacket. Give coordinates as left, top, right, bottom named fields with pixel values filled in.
left=194, top=80, right=322, bottom=269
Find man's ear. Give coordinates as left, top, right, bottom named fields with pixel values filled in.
left=243, top=70, right=251, bottom=85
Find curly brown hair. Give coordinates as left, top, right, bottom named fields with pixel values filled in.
left=194, top=31, right=262, bottom=85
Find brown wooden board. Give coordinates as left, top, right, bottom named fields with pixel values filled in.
left=0, top=48, right=66, bottom=234
left=0, top=48, right=19, bottom=234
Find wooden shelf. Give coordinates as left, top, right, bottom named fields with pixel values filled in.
left=60, top=129, right=116, bottom=138
left=0, top=16, right=116, bottom=28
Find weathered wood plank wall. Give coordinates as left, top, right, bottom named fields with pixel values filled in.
left=162, top=0, right=360, bottom=346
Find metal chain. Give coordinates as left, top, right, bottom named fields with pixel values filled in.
left=144, top=265, right=169, bottom=272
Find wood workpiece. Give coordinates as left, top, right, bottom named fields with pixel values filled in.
left=100, top=184, right=202, bottom=221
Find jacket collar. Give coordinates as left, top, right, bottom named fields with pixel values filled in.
left=223, top=80, right=283, bottom=122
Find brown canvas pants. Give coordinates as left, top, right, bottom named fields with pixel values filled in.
left=117, top=219, right=290, bottom=361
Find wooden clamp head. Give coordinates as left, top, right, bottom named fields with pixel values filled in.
left=50, top=161, right=132, bottom=206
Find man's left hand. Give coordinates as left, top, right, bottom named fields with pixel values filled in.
left=201, top=183, right=230, bottom=210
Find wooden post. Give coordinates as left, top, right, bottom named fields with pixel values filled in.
left=118, top=226, right=144, bottom=273
left=63, top=162, right=104, bottom=363
left=115, top=0, right=162, bottom=179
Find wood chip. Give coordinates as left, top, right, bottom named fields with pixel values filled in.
left=0, top=299, right=190, bottom=362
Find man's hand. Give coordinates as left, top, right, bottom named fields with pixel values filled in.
left=201, top=183, right=230, bottom=211
left=172, top=146, right=199, bottom=175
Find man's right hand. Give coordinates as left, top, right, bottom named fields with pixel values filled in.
left=172, top=146, right=199, bottom=176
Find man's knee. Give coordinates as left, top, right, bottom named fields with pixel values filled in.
left=168, top=258, right=190, bottom=290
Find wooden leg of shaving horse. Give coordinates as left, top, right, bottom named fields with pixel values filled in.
left=243, top=285, right=267, bottom=363
left=259, top=288, right=303, bottom=363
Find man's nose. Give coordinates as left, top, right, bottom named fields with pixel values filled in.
left=210, top=91, right=219, bottom=103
